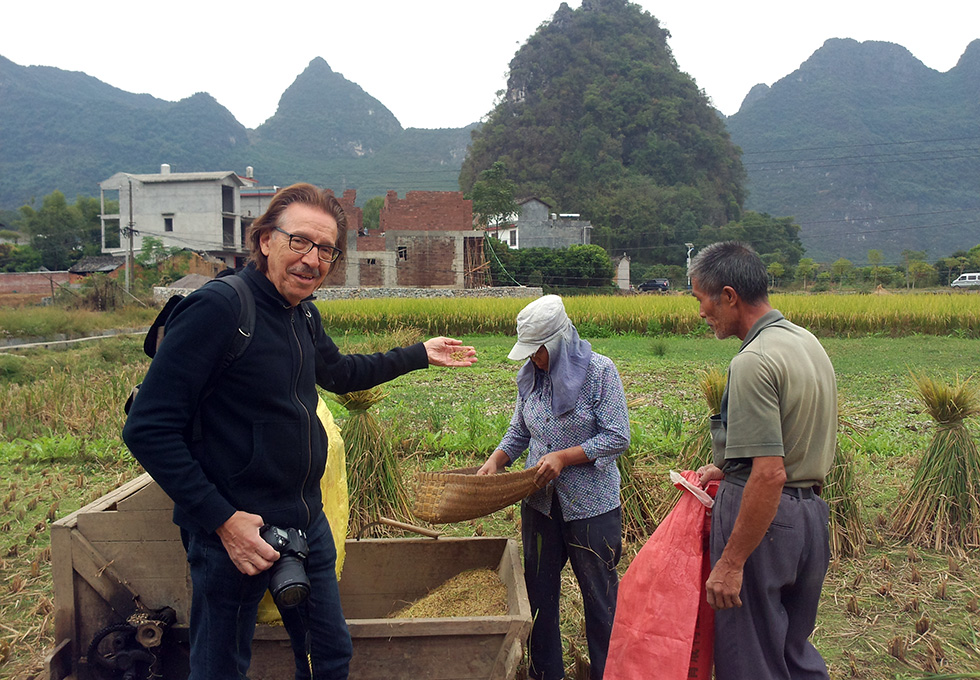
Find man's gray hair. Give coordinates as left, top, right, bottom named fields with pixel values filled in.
left=688, top=241, right=769, bottom=304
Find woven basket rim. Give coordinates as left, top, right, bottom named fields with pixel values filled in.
left=411, top=465, right=541, bottom=524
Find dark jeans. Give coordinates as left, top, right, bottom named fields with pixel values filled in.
left=522, top=495, right=622, bottom=680
left=710, top=479, right=830, bottom=680
left=182, top=512, right=352, bottom=680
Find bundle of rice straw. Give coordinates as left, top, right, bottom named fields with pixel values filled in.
left=824, top=400, right=867, bottom=558
left=333, top=387, right=411, bottom=533
left=892, top=373, right=980, bottom=551
left=331, top=327, right=424, bottom=534
left=617, top=442, right=660, bottom=541
left=652, top=367, right=726, bottom=523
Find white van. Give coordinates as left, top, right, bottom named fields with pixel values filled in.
left=951, top=272, right=980, bottom=287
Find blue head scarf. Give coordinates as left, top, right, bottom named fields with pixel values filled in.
left=511, top=296, right=593, bottom=415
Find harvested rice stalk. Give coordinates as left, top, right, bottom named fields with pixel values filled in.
left=652, top=367, right=726, bottom=523
left=389, top=568, right=507, bottom=618
left=825, top=399, right=868, bottom=559
left=333, top=387, right=411, bottom=534
left=617, top=446, right=661, bottom=541
left=332, top=328, right=424, bottom=535
left=892, top=373, right=980, bottom=551
left=676, top=367, right=726, bottom=473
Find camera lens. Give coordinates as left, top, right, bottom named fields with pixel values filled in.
left=260, top=525, right=311, bottom=608
left=269, top=556, right=311, bottom=608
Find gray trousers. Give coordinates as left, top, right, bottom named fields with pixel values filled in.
left=710, top=479, right=830, bottom=680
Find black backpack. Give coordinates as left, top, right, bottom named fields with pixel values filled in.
left=124, top=275, right=255, bottom=416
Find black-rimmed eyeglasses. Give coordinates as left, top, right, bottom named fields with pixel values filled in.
left=274, top=227, right=343, bottom=263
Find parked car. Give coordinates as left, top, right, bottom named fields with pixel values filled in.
left=951, top=272, right=980, bottom=288
left=637, top=278, right=670, bottom=292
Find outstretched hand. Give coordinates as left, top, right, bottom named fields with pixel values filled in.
left=424, top=337, right=477, bottom=367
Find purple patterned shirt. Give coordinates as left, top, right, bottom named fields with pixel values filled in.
left=497, top=352, right=630, bottom=520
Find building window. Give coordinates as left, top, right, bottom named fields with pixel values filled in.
left=222, top=218, right=235, bottom=248
left=366, top=258, right=377, bottom=265
left=509, top=231, right=517, bottom=247
left=397, top=246, right=408, bottom=261
left=163, top=215, right=174, bottom=232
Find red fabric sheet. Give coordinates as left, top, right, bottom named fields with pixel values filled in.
left=605, top=471, right=718, bottom=680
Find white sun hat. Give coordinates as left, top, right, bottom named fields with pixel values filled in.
left=507, top=295, right=570, bottom=361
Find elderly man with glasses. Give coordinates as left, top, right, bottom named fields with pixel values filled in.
left=123, top=183, right=477, bottom=680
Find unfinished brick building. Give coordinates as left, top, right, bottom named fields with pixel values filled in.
left=320, top=189, right=361, bottom=287
left=339, top=191, right=488, bottom=289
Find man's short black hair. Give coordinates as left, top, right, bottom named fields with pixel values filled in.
left=688, top=241, right=769, bottom=304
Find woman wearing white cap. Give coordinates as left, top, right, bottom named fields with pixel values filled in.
left=478, top=295, right=630, bottom=680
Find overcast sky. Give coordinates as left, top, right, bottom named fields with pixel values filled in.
left=4, top=1, right=978, bottom=130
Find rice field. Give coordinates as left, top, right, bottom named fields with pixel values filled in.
left=315, top=291, right=980, bottom=338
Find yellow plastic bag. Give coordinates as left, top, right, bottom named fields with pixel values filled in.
left=257, top=396, right=348, bottom=623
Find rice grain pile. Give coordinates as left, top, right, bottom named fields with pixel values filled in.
left=389, top=568, right=508, bottom=618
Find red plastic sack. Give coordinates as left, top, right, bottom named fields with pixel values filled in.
left=605, top=470, right=719, bottom=680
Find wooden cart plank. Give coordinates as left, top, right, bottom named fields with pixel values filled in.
left=76, top=510, right=181, bottom=542
left=70, top=529, right=142, bottom=617
left=50, top=522, right=77, bottom=658
left=115, top=479, right=176, bottom=512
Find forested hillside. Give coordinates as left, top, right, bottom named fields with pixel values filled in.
left=3, top=18, right=977, bottom=267
left=0, top=55, right=248, bottom=206
left=460, top=0, right=748, bottom=268
left=0, top=56, right=467, bottom=208
left=726, top=38, right=980, bottom=262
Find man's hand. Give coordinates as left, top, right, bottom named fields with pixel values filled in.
left=215, top=510, right=280, bottom=576
left=423, top=337, right=477, bottom=367
left=706, top=456, right=786, bottom=611
left=697, top=463, right=724, bottom=487
left=706, top=557, right=744, bottom=610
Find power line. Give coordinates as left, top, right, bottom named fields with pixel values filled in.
left=743, top=150, right=980, bottom=171
left=740, top=135, right=980, bottom=156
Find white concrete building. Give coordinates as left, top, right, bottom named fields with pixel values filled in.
left=100, top=165, right=250, bottom=267
left=487, top=198, right=592, bottom=250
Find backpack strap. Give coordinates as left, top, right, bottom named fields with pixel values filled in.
left=208, top=275, right=256, bottom=368
left=190, top=275, right=256, bottom=440
left=125, top=275, right=257, bottom=421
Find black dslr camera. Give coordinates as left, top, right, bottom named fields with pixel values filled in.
left=259, top=525, right=311, bottom=608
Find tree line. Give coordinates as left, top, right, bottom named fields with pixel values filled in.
left=3, top=190, right=977, bottom=296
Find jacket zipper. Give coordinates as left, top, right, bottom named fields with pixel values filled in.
left=290, top=308, right=313, bottom=527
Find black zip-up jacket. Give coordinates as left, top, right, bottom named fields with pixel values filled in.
left=122, top=265, right=428, bottom=534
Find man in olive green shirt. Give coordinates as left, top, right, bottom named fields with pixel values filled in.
left=692, top=241, right=836, bottom=680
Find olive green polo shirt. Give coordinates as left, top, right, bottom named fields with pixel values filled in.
left=712, top=310, right=837, bottom=486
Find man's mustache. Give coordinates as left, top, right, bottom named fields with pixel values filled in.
left=288, top=264, right=320, bottom=278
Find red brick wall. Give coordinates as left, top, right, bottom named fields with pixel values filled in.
left=324, top=189, right=362, bottom=237
left=322, top=189, right=360, bottom=286
left=0, top=271, right=70, bottom=294
left=356, top=236, right=386, bottom=251
left=396, top=234, right=457, bottom=287
left=359, top=259, right=384, bottom=287
left=380, top=191, right=473, bottom=231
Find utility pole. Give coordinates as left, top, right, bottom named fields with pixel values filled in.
left=124, top=180, right=135, bottom=294
left=686, top=243, right=695, bottom=289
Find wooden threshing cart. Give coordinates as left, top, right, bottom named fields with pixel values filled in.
left=48, top=474, right=531, bottom=680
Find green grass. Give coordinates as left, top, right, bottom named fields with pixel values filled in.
left=1, top=333, right=980, bottom=678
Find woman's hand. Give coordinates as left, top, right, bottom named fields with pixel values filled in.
left=477, top=450, right=510, bottom=475
left=534, top=452, right=567, bottom=486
